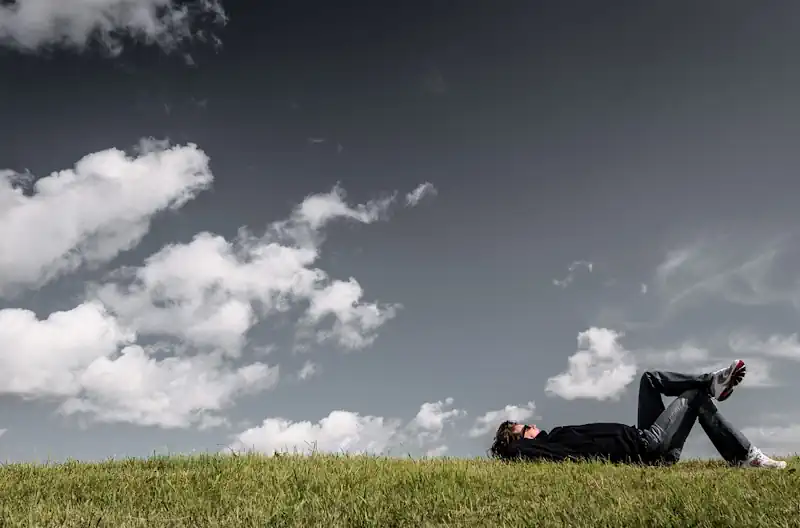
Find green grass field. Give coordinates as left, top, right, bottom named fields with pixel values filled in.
left=0, top=453, right=797, bottom=527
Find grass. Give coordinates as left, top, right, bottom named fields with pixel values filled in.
left=0, top=453, right=798, bottom=527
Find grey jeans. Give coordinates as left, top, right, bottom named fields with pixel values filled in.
left=637, top=370, right=751, bottom=465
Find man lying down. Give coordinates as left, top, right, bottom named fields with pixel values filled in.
left=489, top=360, right=787, bottom=469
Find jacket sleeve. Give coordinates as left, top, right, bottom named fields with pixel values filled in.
left=511, top=439, right=578, bottom=462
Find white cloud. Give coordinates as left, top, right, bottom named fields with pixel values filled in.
left=302, top=278, right=399, bottom=350
left=0, top=140, right=212, bottom=297
left=297, top=360, right=319, bottom=381
left=545, top=327, right=637, bottom=401
left=405, top=182, right=437, bottom=207
left=729, top=332, right=800, bottom=361
left=553, top=260, right=593, bottom=288
left=412, top=397, right=464, bottom=432
left=75, top=183, right=415, bottom=426
left=285, top=183, right=396, bottom=232
left=0, top=301, right=279, bottom=428
left=92, top=236, right=263, bottom=355
left=0, top=302, right=134, bottom=398
left=740, top=424, right=800, bottom=457
left=92, top=184, right=407, bottom=355
left=425, top=445, right=449, bottom=457
left=409, top=397, right=465, bottom=444
left=60, top=345, right=278, bottom=429
left=0, top=136, right=429, bottom=429
left=0, top=0, right=226, bottom=55
left=468, top=401, right=537, bottom=438
left=0, top=428, right=5, bottom=438
left=640, top=283, right=648, bottom=294
left=0, top=133, right=290, bottom=427
left=228, top=398, right=465, bottom=456
left=229, top=410, right=403, bottom=456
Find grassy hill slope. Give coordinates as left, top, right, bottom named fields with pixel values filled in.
left=0, top=454, right=798, bottom=527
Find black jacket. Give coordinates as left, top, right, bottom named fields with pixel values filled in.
left=507, top=422, right=648, bottom=464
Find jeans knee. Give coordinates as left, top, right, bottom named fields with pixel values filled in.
left=679, top=388, right=711, bottom=407
left=643, top=432, right=682, bottom=464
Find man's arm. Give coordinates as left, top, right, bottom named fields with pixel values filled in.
left=511, top=438, right=578, bottom=462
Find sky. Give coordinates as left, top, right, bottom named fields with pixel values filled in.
left=1, top=0, right=800, bottom=463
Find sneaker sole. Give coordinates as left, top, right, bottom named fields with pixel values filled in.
left=717, top=360, right=746, bottom=402
left=740, top=461, right=787, bottom=469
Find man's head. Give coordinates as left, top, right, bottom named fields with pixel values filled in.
left=488, top=420, right=540, bottom=459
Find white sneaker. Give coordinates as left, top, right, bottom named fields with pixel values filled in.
left=739, top=446, right=787, bottom=469
left=710, top=360, right=746, bottom=402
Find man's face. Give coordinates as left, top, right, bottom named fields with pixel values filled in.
left=512, top=423, right=540, bottom=439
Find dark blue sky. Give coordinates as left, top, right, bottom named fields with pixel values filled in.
left=1, top=0, right=800, bottom=461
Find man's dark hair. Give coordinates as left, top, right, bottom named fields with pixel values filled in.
left=488, top=420, right=519, bottom=459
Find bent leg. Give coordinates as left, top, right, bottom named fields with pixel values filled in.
left=638, top=370, right=713, bottom=430
left=640, top=388, right=707, bottom=464
left=642, top=388, right=754, bottom=466
left=696, top=397, right=751, bottom=464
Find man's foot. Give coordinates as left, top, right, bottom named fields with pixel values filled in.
left=738, top=446, right=788, bottom=469
left=710, top=359, right=746, bottom=402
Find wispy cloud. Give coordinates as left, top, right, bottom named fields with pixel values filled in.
left=405, top=182, right=437, bottom=207
left=653, top=234, right=798, bottom=311
left=297, top=360, right=320, bottom=381
left=638, top=342, right=711, bottom=366
left=467, top=402, right=537, bottom=438
left=729, top=332, right=800, bottom=361
left=553, top=260, right=593, bottom=288
left=740, top=424, right=800, bottom=457
left=0, top=0, right=226, bottom=55
left=601, top=232, right=800, bottom=333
